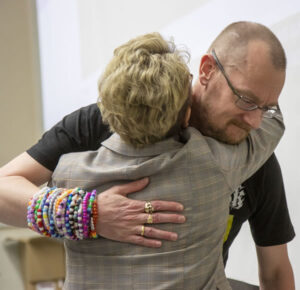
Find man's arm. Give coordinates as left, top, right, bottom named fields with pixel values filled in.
left=0, top=152, right=51, bottom=226
left=0, top=152, right=185, bottom=247
left=0, top=152, right=53, bottom=185
left=246, top=155, right=295, bottom=289
left=256, top=244, right=295, bottom=290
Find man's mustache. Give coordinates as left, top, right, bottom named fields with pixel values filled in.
left=230, top=120, right=252, bottom=133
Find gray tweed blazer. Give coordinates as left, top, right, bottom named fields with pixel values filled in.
left=51, top=115, right=284, bottom=290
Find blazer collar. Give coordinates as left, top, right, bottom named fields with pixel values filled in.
left=101, top=133, right=184, bottom=157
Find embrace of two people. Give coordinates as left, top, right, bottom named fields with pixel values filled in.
left=0, top=21, right=295, bottom=290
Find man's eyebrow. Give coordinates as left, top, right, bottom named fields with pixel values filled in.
left=236, top=88, right=260, bottom=102
left=236, top=88, right=278, bottom=107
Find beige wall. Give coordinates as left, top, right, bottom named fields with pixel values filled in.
left=0, top=0, right=42, bottom=166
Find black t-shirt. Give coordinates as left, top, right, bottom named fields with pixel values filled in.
left=27, top=104, right=112, bottom=171
left=27, top=103, right=295, bottom=263
left=223, top=153, right=295, bottom=264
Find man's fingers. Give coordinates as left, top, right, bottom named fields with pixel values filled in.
left=150, top=200, right=184, bottom=212
left=114, top=178, right=149, bottom=196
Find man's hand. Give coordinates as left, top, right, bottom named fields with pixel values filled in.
left=96, top=178, right=186, bottom=248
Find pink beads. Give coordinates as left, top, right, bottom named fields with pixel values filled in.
left=27, top=187, right=99, bottom=240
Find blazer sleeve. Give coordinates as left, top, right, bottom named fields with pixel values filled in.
left=203, top=112, right=285, bottom=191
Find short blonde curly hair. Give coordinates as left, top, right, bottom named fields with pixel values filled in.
left=98, top=32, right=191, bottom=147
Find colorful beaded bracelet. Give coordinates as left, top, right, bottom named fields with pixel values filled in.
left=27, top=186, right=99, bottom=240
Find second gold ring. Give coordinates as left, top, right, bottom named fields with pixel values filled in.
left=147, top=214, right=153, bottom=224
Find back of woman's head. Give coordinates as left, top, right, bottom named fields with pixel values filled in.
left=98, top=32, right=191, bottom=147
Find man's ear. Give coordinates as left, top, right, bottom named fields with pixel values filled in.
left=198, top=54, right=216, bottom=86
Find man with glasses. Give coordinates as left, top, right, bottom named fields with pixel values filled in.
left=212, top=49, right=279, bottom=119
left=189, top=22, right=295, bottom=289
left=0, top=21, right=295, bottom=289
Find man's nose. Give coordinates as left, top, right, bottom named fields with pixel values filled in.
left=242, top=109, right=263, bottom=129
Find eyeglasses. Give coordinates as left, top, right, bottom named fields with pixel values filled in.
left=211, top=49, right=279, bottom=118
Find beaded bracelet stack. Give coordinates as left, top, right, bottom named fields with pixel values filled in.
left=27, top=187, right=98, bottom=240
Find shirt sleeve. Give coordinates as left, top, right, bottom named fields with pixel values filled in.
left=248, top=153, right=295, bottom=246
left=27, top=103, right=111, bottom=171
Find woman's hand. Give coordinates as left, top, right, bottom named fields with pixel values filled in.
left=96, top=178, right=186, bottom=248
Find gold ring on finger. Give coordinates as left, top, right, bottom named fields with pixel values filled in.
left=147, top=214, right=153, bottom=224
left=140, top=225, right=145, bottom=236
left=144, top=201, right=154, bottom=214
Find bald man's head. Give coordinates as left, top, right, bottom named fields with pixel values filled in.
left=208, top=21, right=286, bottom=72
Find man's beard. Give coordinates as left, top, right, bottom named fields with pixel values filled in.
left=191, top=104, right=251, bottom=145
left=222, top=119, right=251, bottom=144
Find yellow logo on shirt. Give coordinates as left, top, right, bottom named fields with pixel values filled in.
left=223, top=214, right=234, bottom=243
